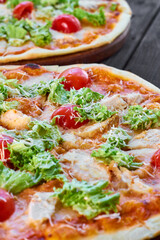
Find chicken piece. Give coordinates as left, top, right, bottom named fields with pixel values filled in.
left=61, top=149, right=109, bottom=182
left=121, top=92, right=144, bottom=105
left=73, top=114, right=119, bottom=139
left=100, top=94, right=127, bottom=111
left=128, top=129, right=160, bottom=149
left=2, top=69, right=29, bottom=82
left=0, top=40, right=7, bottom=57
left=126, top=148, right=157, bottom=164
left=0, top=109, right=31, bottom=130
left=28, top=192, right=57, bottom=226
left=62, top=133, right=101, bottom=150
left=7, top=97, right=43, bottom=118
left=39, top=102, right=57, bottom=121
left=108, top=162, right=153, bottom=193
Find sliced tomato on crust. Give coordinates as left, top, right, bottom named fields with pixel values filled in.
left=13, top=1, right=34, bottom=20
left=51, top=104, right=88, bottom=129
left=51, top=14, right=81, bottom=33
left=0, top=189, right=15, bottom=222
left=59, top=67, right=91, bottom=90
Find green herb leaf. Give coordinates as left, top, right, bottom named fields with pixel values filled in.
left=123, top=105, right=160, bottom=130
left=103, top=127, right=131, bottom=148
left=0, top=101, right=19, bottom=115
left=92, top=143, right=142, bottom=170
left=53, top=179, right=120, bottom=219
left=0, top=161, right=42, bottom=194
left=110, top=3, right=118, bottom=11
left=74, top=103, right=115, bottom=122
left=66, top=6, right=106, bottom=26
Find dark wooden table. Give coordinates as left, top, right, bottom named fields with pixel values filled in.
left=104, top=0, right=160, bottom=88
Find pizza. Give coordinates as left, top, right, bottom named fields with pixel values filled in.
left=1, top=63, right=160, bottom=240
left=0, top=0, right=131, bottom=64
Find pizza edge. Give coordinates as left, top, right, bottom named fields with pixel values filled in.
left=0, top=0, right=131, bottom=63
left=0, top=63, right=160, bottom=240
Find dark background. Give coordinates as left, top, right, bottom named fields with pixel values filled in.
left=103, top=0, right=160, bottom=88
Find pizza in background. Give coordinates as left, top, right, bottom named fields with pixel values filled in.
left=0, top=63, right=160, bottom=239
left=0, top=0, right=131, bottom=63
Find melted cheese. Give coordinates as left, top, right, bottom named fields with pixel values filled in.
left=28, top=192, right=57, bottom=225
left=61, top=149, right=109, bottom=182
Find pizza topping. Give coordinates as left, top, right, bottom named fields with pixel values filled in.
left=59, top=67, right=90, bottom=90
left=151, top=149, right=160, bottom=169
left=103, top=127, right=131, bottom=149
left=53, top=179, right=120, bottom=219
left=51, top=104, right=89, bottom=129
left=66, top=6, right=106, bottom=26
left=0, top=0, right=6, bottom=3
left=128, top=129, right=160, bottom=150
left=0, top=188, right=15, bottom=222
left=100, top=94, right=127, bottom=111
left=92, top=143, right=142, bottom=170
left=13, top=1, right=34, bottom=20
left=0, top=161, right=42, bottom=194
left=28, top=192, right=57, bottom=225
left=0, top=134, right=13, bottom=162
left=51, top=14, right=81, bottom=33
left=123, top=105, right=160, bottom=130
left=61, top=149, right=109, bottom=182
left=74, top=102, right=116, bottom=122
left=110, top=3, right=118, bottom=12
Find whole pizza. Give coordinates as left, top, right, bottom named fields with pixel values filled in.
left=0, top=0, right=131, bottom=64
left=0, top=63, right=160, bottom=240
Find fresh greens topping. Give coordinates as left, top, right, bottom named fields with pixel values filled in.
left=0, top=101, right=19, bottom=114
left=123, top=105, right=160, bottom=130
left=53, top=179, right=120, bottom=219
left=66, top=6, right=106, bottom=26
left=7, top=0, right=41, bottom=8
left=0, top=18, right=52, bottom=47
left=74, top=103, right=115, bottom=122
left=92, top=143, right=142, bottom=170
left=0, top=161, right=42, bottom=194
left=103, top=127, right=131, bottom=148
left=110, top=3, right=118, bottom=11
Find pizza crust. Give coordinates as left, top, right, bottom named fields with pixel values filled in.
left=0, top=0, right=131, bottom=63
left=1, top=63, right=160, bottom=240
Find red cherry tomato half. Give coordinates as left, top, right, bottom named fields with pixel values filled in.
left=13, top=1, right=34, bottom=20
left=59, top=67, right=91, bottom=90
left=51, top=14, right=81, bottom=33
left=0, top=189, right=15, bottom=222
left=0, top=0, right=6, bottom=3
left=151, top=149, right=160, bottom=169
left=0, top=135, right=14, bottom=162
left=51, top=104, right=88, bottom=129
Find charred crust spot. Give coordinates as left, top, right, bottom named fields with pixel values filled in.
left=24, top=63, right=41, bottom=69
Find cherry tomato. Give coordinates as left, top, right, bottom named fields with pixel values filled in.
left=59, top=67, right=91, bottom=90
left=0, top=0, right=6, bottom=3
left=151, top=149, right=160, bottom=169
left=51, top=14, right=81, bottom=33
left=51, top=104, right=88, bottom=129
left=0, top=189, right=15, bottom=222
left=13, top=1, right=34, bottom=20
left=0, top=135, right=13, bottom=162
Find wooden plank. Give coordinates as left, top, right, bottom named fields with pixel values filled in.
left=125, top=9, right=160, bottom=88
left=103, top=0, right=160, bottom=69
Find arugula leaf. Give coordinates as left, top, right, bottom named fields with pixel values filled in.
left=0, top=161, right=42, bottom=194
left=30, top=21, right=52, bottom=47
left=123, top=105, right=160, bottom=130
left=74, top=103, right=115, bottom=122
left=7, top=0, right=41, bottom=8
left=103, top=127, right=131, bottom=148
left=110, top=3, right=118, bottom=11
left=66, top=6, right=106, bottom=26
left=0, top=101, right=19, bottom=115
left=53, top=179, right=120, bottom=219
left=92, top=143, right=142, bottom=170
left=69, top=88, right=104, bottom=106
